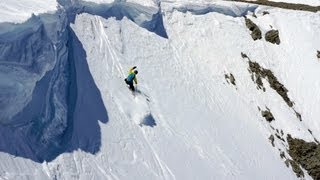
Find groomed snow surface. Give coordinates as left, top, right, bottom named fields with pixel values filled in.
left=0, top=0, right=320, bottom=179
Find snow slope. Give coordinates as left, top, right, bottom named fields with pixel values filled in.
left=0, top=0, right=58, bottom=23
left=0, top=0, right=320, bottom=179
left=69, top=12, right=295, bottom=179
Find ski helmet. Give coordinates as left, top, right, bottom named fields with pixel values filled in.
left=134, top=70, right=138, bottom=74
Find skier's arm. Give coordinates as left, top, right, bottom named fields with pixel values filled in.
left=129, top=66, right=137, bottom=74
left=134, top=77, right=138, bottom=84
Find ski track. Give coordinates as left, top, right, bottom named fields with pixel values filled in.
left=99, top=19, right=174, bottom=180
left=73, top=13, right=176, bottom=180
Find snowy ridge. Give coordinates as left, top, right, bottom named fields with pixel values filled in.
left=162, top=1, right=258, bottom=17
left=0, top=0, right=320, bottom=179
left=76, top=0, right=168, bottom=37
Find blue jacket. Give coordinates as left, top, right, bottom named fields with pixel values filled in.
left=126, top=67, right=137, bottom=84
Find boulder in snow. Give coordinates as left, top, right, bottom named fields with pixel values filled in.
left=245, top=17, right=262, bottom=40
left=265, top=30, right=281, bottom=45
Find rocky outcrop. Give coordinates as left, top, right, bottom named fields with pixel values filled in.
left=262, top=11, right=270, bottom=15
left=245, top=17, right=262, bottom=40
left=242, top=53, right=303, bottom=122
left=287, top=135, right=320, bottom=179
left=262, top=109, right=274, bottom=122
left=225, top=73, right=236, bottom=86
left=247, top=60, right=293, bottom=107
left=265, top=30, right=281, bottom=45
left=229, top=0, right=320, bottom=13
left=269, top=135, right=275, bottom=147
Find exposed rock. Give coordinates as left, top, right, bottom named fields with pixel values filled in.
left=225, top=73, right=236, bottom=86
left=252, top=12, right=257, bottom=18
left=269, top=135, right=275, bottom=147
left=262, top=109, right=274, bottom=122
left=265, top=30, right=281, bottom=45
left=289, top=159, right=305, bottom=178
left=245, top=17, right=262, bottom=40
left=247, top=60, right=294, bottom=107
left=317, top=50, right=320, bottom=59
left=280, top=151, right=286, bottom=159
left=262, top=11, right=270, bottom=15
left=275, top=133, right=285, bottom=142
left=242, top=54, right=304, bottom=123
left=287, top=134, right=320, bottom=179
left=229, top=74, right=236, bottom=85
left=241, top=52, right=248, bottom=58
left=248, top=61, right=266, bottom=91
left=294, top=110, right=302, bottom=121
left=285, top=159, right=290, bottom=167
left=229, top=0, right=320, bottom=13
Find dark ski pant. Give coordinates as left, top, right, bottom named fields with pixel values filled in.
left=125, top=78, right=135, bottom=91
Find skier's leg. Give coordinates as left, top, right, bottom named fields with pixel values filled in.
left=129, top=82, right=135, bottom=91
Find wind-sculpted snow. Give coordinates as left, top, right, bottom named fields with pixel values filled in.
left=162, top=1, right=258, bottom=17
left=0, top=8, right=108, bottom=162
left=0, top=0, right=169, bottom=163
left=76, top=0, right=168, bottom=38
left=0, top=16, right=57, bottom=124
left=57, top=0, right=168, bottom=37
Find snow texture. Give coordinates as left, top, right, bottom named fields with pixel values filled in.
left=0, top=0, right=58, bottom=23
left=0, top=0, right=320, bottom=179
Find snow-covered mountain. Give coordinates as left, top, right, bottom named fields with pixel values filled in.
left=0, top=0, right=320, bottom=179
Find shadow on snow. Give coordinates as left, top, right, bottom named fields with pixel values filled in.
left=140, top=113, right=157, bottom=128
left=0, top=27, right=108, bottom=163
left=75, top=1, right=168, bottom=38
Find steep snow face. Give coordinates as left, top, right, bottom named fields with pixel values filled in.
left=67, top=3, right=318, bottom=179
left=246, top=8, right=320, bottom=138
left=83, top=0, right=158, bottom=8
left=0, top=13, right=68, bottom=124
left=0, top=0, right=320, bottom=179
left=76, top=0, right=167, bottom=38
left=68, top=2, right=319, bottom=179
left=0, top=0, right=165, bottom=164
left=0, top=9, right=77, bottom=163
left=0, top=0, right=58, bottom=23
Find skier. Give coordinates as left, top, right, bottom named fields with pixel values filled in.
left=124, top=66, right=138, bottom=91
